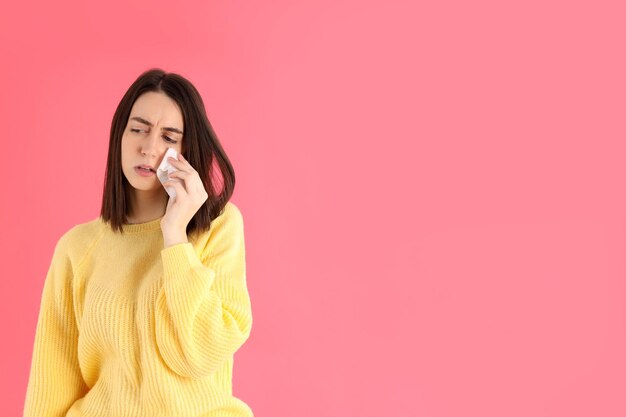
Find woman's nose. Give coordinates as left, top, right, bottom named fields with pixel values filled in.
left=141, top=131, right=161, bottom=156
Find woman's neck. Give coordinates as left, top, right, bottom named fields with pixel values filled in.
left=127, top=189, right=168, bottom=224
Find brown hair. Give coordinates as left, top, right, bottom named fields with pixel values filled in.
left=100, top=68, right=235, bottom=236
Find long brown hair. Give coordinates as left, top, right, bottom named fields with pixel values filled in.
left=100, top=68, right=235, bottom=236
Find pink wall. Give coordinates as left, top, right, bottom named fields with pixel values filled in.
left=2, top=0, right=626, bottom=416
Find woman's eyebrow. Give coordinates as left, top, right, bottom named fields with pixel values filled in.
left=130, top=116, right=183, bottom=135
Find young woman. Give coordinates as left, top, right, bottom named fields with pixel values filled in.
left=23, top=68, right=254, bottom=417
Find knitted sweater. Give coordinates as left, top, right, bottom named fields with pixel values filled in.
left=23, top=202, right=254, bottom=417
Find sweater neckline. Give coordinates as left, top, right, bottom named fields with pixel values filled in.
left=121, top=216, right=164, bottom=233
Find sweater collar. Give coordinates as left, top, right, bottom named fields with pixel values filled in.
left=121, top=216, right=164, bottom=233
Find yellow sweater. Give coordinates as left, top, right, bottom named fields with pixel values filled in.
left=23, top=202, right=254, bottom=417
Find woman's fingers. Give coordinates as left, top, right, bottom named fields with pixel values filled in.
left=167, top=156, right=196, bottom=173
left=167, top=171, right=206, bottom=198
left=163, top=178, right=187, bottom=196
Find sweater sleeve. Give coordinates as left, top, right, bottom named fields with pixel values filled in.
left=155, top=205, right=253, bottom=379
left=23, top=234, right=89, bottom=417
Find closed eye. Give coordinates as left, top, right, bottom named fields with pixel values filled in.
left=163, top=135, right=176, bottom=143
left=130, top=128, right=177, bottom=144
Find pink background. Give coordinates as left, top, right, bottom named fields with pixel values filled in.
left=1, top=0, right=625, bottom=416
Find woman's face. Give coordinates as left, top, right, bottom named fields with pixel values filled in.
left=121, top=91, right=184, bottom=193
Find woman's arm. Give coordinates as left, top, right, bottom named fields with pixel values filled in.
left=155, top=204, right=253, bottom=379
left=23, top=234, right=89, bottom=417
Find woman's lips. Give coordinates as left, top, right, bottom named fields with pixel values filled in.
left=135, top=166, right=155, bottom=177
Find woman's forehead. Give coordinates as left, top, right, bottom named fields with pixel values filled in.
left=130, top=92, right=183, bottom=129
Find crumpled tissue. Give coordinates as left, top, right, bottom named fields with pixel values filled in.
left=156, top=147, right=181, bottom=199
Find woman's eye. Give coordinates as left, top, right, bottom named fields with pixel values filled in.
left=129, top=128, right=176, bottom=143
left=164, top=136, right=177, bottom=144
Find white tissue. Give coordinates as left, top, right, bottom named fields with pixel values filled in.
left=157, top=147, right=181, bottom=199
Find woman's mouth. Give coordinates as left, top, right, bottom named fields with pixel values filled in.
left=135, top=166, right=156, bottom=177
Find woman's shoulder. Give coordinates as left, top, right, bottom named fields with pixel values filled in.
left=222, top=201, right=243, bottom=221
left=211, top=201, right=245, bottom=235
left=190, top=201, right=245, bottom=253
left=54, top=216, right=106, bottom=261
left=67, top=216, right=105, bottom=239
